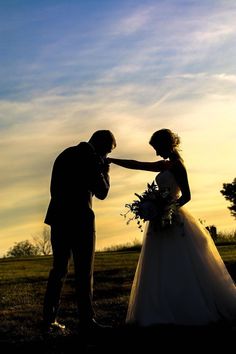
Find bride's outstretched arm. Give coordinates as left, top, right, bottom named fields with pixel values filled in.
left=107, top=157, right=170, bottom=172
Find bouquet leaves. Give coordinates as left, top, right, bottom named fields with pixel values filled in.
left=121, top=181, right=178, bottom=232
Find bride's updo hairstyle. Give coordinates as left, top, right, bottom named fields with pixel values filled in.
left=149, top=128, right=181, bottom=158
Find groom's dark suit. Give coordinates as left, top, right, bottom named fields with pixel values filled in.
left=43, top=140, right=111, bottom=326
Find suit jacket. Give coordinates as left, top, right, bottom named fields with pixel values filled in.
left=44, top=142, right=110, bottom=226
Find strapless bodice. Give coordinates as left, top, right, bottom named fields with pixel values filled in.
left=155, top=170, right=180, bottom=199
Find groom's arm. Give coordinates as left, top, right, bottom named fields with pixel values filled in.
left=94, top=160, right=110, bottom=200
left=79, top=142, right=111, bottom=200
left=89, top=151, right=111, bottom=200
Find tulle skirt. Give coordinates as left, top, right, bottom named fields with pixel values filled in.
left=126, top=207, right=236, bottom=326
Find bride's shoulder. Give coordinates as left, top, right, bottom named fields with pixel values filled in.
left=170, top=159, right=188, bottom=178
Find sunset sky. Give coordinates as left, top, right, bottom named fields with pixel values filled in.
left=1, top=0, right=236, bottom=257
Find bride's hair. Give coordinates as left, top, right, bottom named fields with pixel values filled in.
left=149, top=128, right=182, bottom=158
left=149, top=128, right=180, bottom=148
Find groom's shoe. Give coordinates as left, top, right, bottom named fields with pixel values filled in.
left=49, top=321, right=66, bottom=331
left=42, top=320, right=66, bottom=334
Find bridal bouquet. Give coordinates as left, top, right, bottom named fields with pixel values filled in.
left=121, top=181, right=178, bottom=232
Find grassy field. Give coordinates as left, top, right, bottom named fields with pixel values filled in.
left=0, top=246, right=236, bottom=353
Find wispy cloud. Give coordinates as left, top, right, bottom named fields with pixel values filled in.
left=112, top=6, right=155, bottom=35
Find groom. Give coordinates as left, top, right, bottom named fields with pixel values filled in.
left=43, top=130, right=116, bottom=331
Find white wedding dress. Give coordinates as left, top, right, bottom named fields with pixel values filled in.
left=126, top=170, right=236, bottom=326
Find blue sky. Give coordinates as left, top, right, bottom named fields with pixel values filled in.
left=1, top=0, right=236, bottom=256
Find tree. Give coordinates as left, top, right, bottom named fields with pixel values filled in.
left=220, top=178, right=236, bottom=219
left=32, top=226, right=52, bottom=255
left=6, top=240, right=39, bottom=257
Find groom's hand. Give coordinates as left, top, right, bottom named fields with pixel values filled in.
left=102, top=158, right=110, bottom=174
left=96, top=155, right=110, bottom=174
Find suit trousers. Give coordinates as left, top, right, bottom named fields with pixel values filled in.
left=43, top=218, right=96, bottom=324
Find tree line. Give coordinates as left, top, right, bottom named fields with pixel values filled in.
left=5, top=227, right=52, bottom=257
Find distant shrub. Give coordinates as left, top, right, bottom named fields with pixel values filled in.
left=102, top=238, right=142, bottom=252
left=6, top=240, right=40, bottom=257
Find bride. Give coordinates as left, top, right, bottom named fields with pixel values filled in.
left=108, top=128, right=236, bottom=326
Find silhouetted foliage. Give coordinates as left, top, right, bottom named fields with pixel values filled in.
left=32, top=226, right=52, bottom=255
left=221, top=178, right=236, bottom=219
left=102, top=238, right=142, bottom=252
left=6, top=240, right=39, bottom=257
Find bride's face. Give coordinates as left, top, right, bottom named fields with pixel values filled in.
left=152, top=143, right=170, bottom=159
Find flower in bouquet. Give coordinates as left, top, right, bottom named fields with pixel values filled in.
left=121, top=181, right=178, bottom=232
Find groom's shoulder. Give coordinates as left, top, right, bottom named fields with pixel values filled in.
left=56, top=145, right=77, bottom=158
left=54, top=142, right=94, bottom=166
left=77, top=141, right=90, bottom=150
left=76, top=141, right=94, bottom=155
left=60, top=142, right=90, bottom=156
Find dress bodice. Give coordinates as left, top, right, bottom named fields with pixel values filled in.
left=155, top=170, right=180, bottom=200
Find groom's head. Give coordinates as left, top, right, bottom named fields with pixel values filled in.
left=89, top=130, right=116, bottom=157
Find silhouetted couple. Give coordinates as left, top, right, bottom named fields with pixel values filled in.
left=43, top=129, right=236, bottom=334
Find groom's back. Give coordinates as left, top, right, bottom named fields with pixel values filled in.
left=45, top=142, right=95, bottom=225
